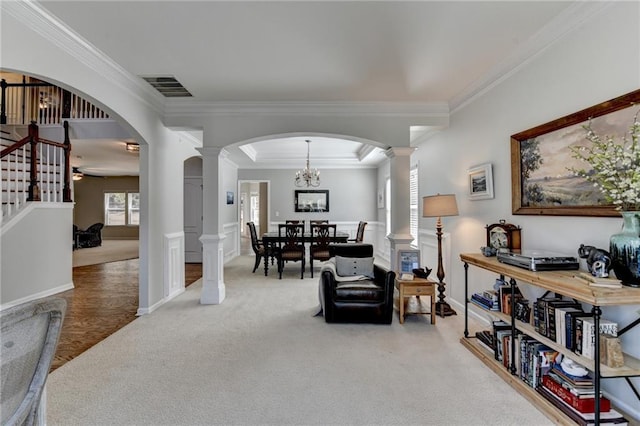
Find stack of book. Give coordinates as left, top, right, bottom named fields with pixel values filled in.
left=474, top=330, right=494, bottom=352
left=538, top=363, right=628, bottom=425
left=533, top=296, right=619, bottom=360
left=496, top=281, right=524, bottom=315
left=519, top=336, right=557, bottom=388
left=575, top=317, right=619, bottom=360
left=470, top=290, right=499, bottom=311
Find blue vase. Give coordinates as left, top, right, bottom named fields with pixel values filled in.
left=609, top=211, right=640, bottom=287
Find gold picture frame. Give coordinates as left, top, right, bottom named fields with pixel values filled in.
left=511, top=89, right=640, bottom=216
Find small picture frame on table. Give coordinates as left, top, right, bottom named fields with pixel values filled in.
left=397, top=249, right=420, bottom=280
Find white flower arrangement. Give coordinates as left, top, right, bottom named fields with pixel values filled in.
left=568, top=110, right=640, bottom=211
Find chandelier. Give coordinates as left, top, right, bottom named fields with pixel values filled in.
left=295, top=140, right=320, bottom=187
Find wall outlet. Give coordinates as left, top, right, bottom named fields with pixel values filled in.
left=275, top=211, right=279, bottom=217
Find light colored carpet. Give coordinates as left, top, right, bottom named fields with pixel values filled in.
left=47, top=255, right=552, bottom=426
left=73, top=239, right=139, bottom=267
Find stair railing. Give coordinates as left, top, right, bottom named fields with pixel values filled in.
left=1, top=77, right=108, bottom=126
left=1, top=121, right=71, bottom=218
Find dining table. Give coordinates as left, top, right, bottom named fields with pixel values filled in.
left=261, top=231, right=350, bottom=276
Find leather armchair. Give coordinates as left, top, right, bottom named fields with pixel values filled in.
left=76, top=223, right=104, bottom=248
left=320, top=243, right=395, bottom=324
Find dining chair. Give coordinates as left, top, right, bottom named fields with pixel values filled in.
left=309, top=223, right=337, bottom=278
left=348, top=221, right=367, bottom=243
left=277, top=223, right=305, bottom=279
left=285, top=219, right=306, bottom=232
left=247, top=222, right=274, bottom=275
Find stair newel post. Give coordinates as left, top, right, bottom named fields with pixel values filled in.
left=27, top=121, right=40, bottom=201
left=62, top=121, right=72, bottom=202
left=1, top=79, right=7, bottom=124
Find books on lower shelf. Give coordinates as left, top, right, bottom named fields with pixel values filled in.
left=537, top=385, right=628, bottom=425
left=541, top=374, right=610, bottom=413
left=539, top=361, right=627, bottom=425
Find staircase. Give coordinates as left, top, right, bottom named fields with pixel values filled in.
left=1, top=121, right=72, bottom=224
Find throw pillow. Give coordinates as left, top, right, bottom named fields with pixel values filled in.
left=335, top=256, right=374, bottom=278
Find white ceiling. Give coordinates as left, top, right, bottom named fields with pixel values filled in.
left=33, top=1, right=576, bottom=175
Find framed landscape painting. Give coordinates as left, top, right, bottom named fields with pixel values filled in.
left=511, top=89, right=640, bottom=216
left=468, top=163, right=494, bottom=200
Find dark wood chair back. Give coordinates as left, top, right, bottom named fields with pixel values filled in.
left=247, top=221, right=261, bottom=253
left=309, top=223, right=337, bottom=278
left=349, top=221, right=367, bottom=243
left=247, top=221, right=269, bottom=274
left=277, top=223, right=305, bottom=279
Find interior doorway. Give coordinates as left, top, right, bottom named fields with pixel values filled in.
left=184, top=157, right=203, bottom=263
left=238, top=180, right=269, bottom=255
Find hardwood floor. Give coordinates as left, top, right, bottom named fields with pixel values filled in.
left=51, top=260, right=202, bottom=372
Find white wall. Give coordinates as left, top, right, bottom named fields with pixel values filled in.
left=1, top=4, right=201, bottom=312
left=238, top=168, right=377, bottom=223
left=414, top=2, right=639, bottom=417
left=1, top=204, right=73, bottom=306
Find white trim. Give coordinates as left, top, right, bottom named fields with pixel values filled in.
left=163, top=232, right=185, bottom=299
left=164, top=100, right=450, bottom=118
left=2, top=1, right=165, bottom=114
left=450, top=2, right=613, bottom=114
left=0, top=282, right=74, bottom=312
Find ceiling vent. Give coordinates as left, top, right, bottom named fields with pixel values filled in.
left=141, top=76, right=192, bottom=97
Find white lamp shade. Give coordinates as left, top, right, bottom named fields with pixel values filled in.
left=422, top=194, right=459, bottom=217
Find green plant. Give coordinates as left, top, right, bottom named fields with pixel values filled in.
left=568, top=110, right=640, bottom=211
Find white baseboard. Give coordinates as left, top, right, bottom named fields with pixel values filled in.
left=0, top=281, right=74, bottom=312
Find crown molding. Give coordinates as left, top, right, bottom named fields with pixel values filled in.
left=3, top=1, right=165, bottom=115
left=164, top=100, right=450, bottom=118
left=177, top=131, right=202, bottom=148
left=450, top=1, right=614, bottom=114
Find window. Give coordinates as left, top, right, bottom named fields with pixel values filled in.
left=128, top=192, right=140, bottom=225
left=105, top=192, right=139, bottom=226
left=409, top=166, right=418, bottom=244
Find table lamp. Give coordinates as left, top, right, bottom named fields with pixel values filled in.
left=422, top=193, right=459, bottom=317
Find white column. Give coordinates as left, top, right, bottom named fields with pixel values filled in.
left=385, top=147, right=416, bottom=271
left=197, top=146, right=226, bottom=304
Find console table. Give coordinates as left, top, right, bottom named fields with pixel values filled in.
left=460, top=253, right=640, bottom=425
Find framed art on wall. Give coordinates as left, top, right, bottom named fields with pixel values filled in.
left=468, top=163, right=494, bottom=200
left=294, top=189, right=329, bottom=212
left=511, top=89, right=640, bottom=216
left=377, top=189, right=385, bottom=209
left=226, top=191, right=234, bottom=205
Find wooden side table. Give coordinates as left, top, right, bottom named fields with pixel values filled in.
left=395, top=277, right=436, bottom=324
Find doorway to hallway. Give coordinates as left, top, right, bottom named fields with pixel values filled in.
left=239, top=180, right=269, bottom=255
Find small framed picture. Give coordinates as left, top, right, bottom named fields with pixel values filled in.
left=397, top=249, right=420, bottom=275
left=226, top=191, right=234, bottom=205
left=468, top=163, right=494, bottom=200
left=377, top=189, right=385, bottom=209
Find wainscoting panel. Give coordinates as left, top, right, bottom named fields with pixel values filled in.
left=163, top=232, right=185, bottom=300
left=223, top=222, right=239, bottom=263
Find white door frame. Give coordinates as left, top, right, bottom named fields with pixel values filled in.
left=237, top=179, right=270, bottom=251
